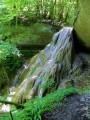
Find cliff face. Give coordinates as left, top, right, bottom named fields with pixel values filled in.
left=74, top=0, right=90, bottom=48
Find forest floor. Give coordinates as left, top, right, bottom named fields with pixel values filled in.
left=42, top=94, right=90, bottom=120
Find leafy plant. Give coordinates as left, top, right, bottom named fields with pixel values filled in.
left=40, top=77, right=55, bottom=93
left=3, top=88, right=77, bottom=120
left=0, top=0, right=78, bottom=27
left=0, top=41, right=20, bottom=62
left=0, top=41, right=22, bottom=86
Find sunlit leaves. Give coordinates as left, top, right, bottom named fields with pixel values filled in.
left=0, top=41, right=21, bottom=62
left=0, top=0, right=78, bottom=25
left=0, top=0, right=27, bottom=24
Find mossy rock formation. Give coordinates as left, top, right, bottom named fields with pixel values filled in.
left=6, top=23, right=54, bottom=58
left=6, top=23, right=53, bottom=47
left=74, top=0, right=90, bottom=48
left=12, top=27, right=73, bottom=103
left=12, top=27, right=90, bottom=103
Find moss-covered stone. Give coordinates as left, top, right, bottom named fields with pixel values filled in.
left=5, top=23, right=54, bottom=46
left=74, top=0, right=90, bottom=48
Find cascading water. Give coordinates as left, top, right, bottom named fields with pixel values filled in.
left=12, top=27, right=74, bottom=103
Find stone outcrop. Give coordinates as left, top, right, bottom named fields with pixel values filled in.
left=74, top=0, right=90, bottom=48
left=12, top=27, right=90, bottom=103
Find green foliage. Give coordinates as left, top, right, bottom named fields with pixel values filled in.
left=0, top=41, right=22, bottom=82
left=77, top=89, right=90, bottom=94
left=5, top=56, right=22, bottom=74
left=0, top=113, right=11, bottom=120
left=0, top=0, right=78, bottom=27
left=40, top=77, right=55, bottom=93
left=0, top=0, right=78, bottom=55
left=0, top=95, right=8, bottom=101
left=64, top=0, right=78, bottom=25
left=0, top=41, right=22, bottom=74
left=0, top=67, right=7, bottom=84
left=0, top=0, right=26, bottom=24
left=41, top=78, right=54, bottom=89
left=50, top=0, right=78, bottom=25
left=0, top=88, right=77, bottom=120
left=0, top=41, right=20, bottom=62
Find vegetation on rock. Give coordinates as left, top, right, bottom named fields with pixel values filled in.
left=74, top=0, right=90, bottom=48
left=0, top=88, right=77, bottom=120
left=0, top=41, right=21, bottom=94
left=0, top=0, right=90, bottom=120
left=12, top=27, right=73, bottom=103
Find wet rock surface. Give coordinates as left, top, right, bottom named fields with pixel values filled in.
left=12, top=27, right=73, bottom=103
left=42, top=94, right=90, bottom=120
left=12, top=27, right=90, bottom=103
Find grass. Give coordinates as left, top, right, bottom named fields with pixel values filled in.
left=78, top=88, right=90, bottom=94
left=0, top=87, right=77, bottom=120
left=1, top=87, right=90, bottom=120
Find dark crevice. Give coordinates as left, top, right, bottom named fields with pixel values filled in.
left=72, top=29, right=90, bottom=54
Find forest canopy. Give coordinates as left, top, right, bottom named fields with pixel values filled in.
left=0, top=0, right=78, bottom=26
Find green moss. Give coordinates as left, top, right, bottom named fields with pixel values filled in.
left=0, top=68, right=6, bottom=84
left=74, top=0, right=90, bottom=47
left=40, top=77, right=55, bottom=93
left=0, top=88, right=77, bottom=120
left=0, top=66, right=9, bottom=95
left=20, top=50, right=40, bottom=58
left=0, top=113, right=11, bottom=120
left=0, top=23, right=53, bottom=46
left=77, top=89, right=90, bottom=94
left=1, top=88, right=90, bottom=120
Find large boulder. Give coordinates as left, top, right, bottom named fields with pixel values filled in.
left=3, top=23, right=54, bottom=58
left=74, top=0, right=90, bottom=48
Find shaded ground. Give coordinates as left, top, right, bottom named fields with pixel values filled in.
left=42, top=94, right=90, bottom=120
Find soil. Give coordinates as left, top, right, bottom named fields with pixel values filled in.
left=42, top=94, right=90, bottom=120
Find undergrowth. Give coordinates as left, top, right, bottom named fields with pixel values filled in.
left=0, top=88, right=77, bottom=120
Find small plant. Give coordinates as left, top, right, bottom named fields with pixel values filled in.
left=0, top=41, right=20, bottom=62
left=40, top=77, right=55, bottom=93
